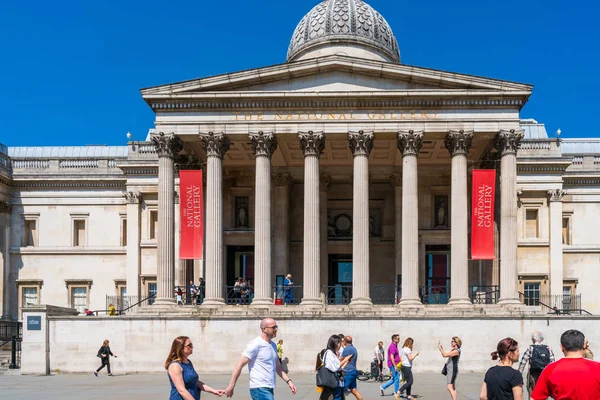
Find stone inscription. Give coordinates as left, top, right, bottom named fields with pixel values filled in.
left=232, top=110, right=439, bottom=121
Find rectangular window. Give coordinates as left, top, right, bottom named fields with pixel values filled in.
left=525, top=209, right=539, bottom=238
left=121, top=218, right=128, bottom=247
left=70, top=287, right=88, bottom=313
left=24, top=219, right=38, bottom=247
left=73, top=219, right=86, bottom=247
left=148, top=282, right=157, bottom=305
left=523, top=282, right=541, bottom=306
left=562, top=217, right=570, bottom=245
left=150, top=210, right=158, bottom=240
left=22, top=287, right=39, bottom=307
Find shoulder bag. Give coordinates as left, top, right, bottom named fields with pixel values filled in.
left=316, top=351, right=339, bottom=389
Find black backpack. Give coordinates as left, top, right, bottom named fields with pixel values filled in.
left=530, top=345, right=551, bottom=371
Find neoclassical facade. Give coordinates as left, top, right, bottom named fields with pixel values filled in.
left=1, top=0, right=599, bottom=320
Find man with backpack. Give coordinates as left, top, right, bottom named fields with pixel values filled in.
left=519, top=331, right=555, bottom=394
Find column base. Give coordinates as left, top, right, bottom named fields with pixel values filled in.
left=448, top=297, right=473, bottom=307
left=201, top=298, right=225, bottom=308
left=300, top=298, right=323, bottom=309
left=152, top=297, right=176, bottom=306
left=250, top=298, right=273, bottom=308
left=398, top=298, right=423, bottom=307
left=349, top=298, right=373, bottom=308
left=498, top=297, right=522, bottom=306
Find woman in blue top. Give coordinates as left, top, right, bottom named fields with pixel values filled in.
left=165, top=336, right=225, bottom=400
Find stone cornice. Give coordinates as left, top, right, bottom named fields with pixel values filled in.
left=397, top=130, right=424, bottom=157
left=564, top=177, right=600, bottom=186
left=249, top=131, right=277, bottom=158
left=200, top=132, right=230, bottom=159
left=11, top=180, right=126, bottom=189
left=151, top=132, right=183, bottom=159
left=348, top=131, right=374, bottom=157
left=517, top=161, right=571, bottom=174
left=141, top=54, right=533, bottom=96
left=299, top=131, right=325, bottom=158
left=445, top=130, right=473, bottom=157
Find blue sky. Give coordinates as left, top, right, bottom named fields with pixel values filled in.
left=0, top=0, right=598, bottom=147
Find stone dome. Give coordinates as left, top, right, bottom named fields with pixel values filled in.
left=287, top=0, right=400, bottom=63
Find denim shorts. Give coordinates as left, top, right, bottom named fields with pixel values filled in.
left=250, top=387, right=275, bottom=400
left=344, top=370, right=358, bottom=390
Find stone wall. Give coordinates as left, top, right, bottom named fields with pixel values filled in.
left=27, top=312, right=600, bottom=375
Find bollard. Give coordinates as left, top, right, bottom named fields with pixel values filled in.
left=9, top=334, right=17, bottom=369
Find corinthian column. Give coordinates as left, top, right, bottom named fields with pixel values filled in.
left=349, top=131, right=374, bottom=308
left=151, top=133, right=182, bottom=306
left=445, top=130, right=473, bottom=305
left=200, top=132, right=230, bottom=307
left=249, top=132, right=277, bottom=307
left=299, top=131, right=325, bottom=307
left=273, top=174, right=293, bottom=287
left=397, top=130, right=424, bottom=306
left=495, top=129, right=524, bottom=305
left=390, top=175, right=402, bottom=288
left=548, top=188, right=566, bottom=306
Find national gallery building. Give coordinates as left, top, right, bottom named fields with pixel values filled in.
left=1, top=0, right=600, bottom=322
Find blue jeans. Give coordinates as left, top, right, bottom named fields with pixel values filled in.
left=381, top=366, right=400, bottom=393
left=250, top=387, right=274, bottom=400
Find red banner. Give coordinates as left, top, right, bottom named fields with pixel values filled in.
left=179, top=171, right=204, bottom=259
left=471, top=170, right=496, bottom=260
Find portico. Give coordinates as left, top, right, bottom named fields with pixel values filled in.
left=140, top=0, right=533, bottom=309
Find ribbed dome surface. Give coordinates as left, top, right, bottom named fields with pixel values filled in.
left=287, top=0, right=400, bottom=63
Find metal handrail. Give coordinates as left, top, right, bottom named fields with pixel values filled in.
left=518, top=291, right=553, bottom=310
left=323, top=285, right=352, bottom=305
left=122, top=293, right=156, bottom=312
left=272, top=285, right=302, bottom=305
left=469, top=285, right=500, bottom=304
left=419, top=285, right=450, bottom=304
left=225, top=285, right=254, bottom=305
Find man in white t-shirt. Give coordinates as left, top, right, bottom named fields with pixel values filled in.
left=225, top=318, right=297, bottom=399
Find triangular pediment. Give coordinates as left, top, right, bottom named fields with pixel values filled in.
left=141, top=54, right=532, bottom=98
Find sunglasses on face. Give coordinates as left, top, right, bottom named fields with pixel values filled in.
left=265, top=325, right=278, bottom=330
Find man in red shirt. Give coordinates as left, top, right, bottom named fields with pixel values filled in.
left=531, top=329, right=600, bottom=400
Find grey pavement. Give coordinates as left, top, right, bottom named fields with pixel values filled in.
left=0, top=372, right=533, bottom=400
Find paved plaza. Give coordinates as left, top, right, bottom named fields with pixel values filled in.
left=0, top=372, right=535, bottom=400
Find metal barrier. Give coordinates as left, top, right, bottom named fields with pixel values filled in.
left=419, top=285, right=450, bottom=304
left=323, top=285, right=352, bottom=305
left=225, top=285, right=254, bottom=305
left=273, top=285, right=302, bottom=305
left=0, top=321, right=22, bottom=369
left=371, top=285, right=401, bottom=305
left=469, top=285, right=500, bottom=304
left=102, top=294, right=156, bottom=314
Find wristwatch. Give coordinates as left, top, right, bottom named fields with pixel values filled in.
left=285, top=379, right=292, bottom=384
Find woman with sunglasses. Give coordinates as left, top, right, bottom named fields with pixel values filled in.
left=165, top=336, right=225, bottom=400
left=438, top=336, right=462, bottom=400
left=479, top=338, right=524, bottom=400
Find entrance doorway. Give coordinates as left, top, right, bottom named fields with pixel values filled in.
left=423, top=245, right=450, bottom=304
left=226, top=246, right=255, bottom=304
left=327, top=255, right=352, bottom=304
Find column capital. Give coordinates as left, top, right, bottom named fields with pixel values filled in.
left=348, top=130, right=374, bottom=157
left=445, top=130, right=473, bottom=157
left=389, top=173, right=402, bottom=187
left=547, top=189, right=567, bottom=202
left=299, top=131, right=325, bottom=157
left=397, top=130, right=424, bottom=157
left=0, top=200, right=11, bottom=214
left=249, top=131, right=278, bottom=158
left=151, top=132, right=183, bottom=159
left=272, top=173, right=293, bottom=187
left=200, top=132, right=230, bottom=159
left=494, top=129, right=524, bottom=156
left=123, top=191, right=141, bottom=204
left=321, top=175, right=332, bottom=192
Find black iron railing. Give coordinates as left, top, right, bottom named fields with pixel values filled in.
left=469, top=285, right=500, bottom=304
left=323, top=285, right=352, bottom=305
left=0, top=321, right=21, bottom=344
left=225, top=285, right=254, bottom=305
left=419, top=285, right=450, bottom=304
left=273, top=285, right=302, bottom=305
left=371, top=285, right=401, bottom=305
left=100, top=294, right=156, bottom=315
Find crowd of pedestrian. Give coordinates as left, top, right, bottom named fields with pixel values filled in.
left=92, top=321, right=599, bottom=400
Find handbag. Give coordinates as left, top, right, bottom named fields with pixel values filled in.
left=316, top=351, right=339, bottom=389
left=441, top=364, right=448, bottom=376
